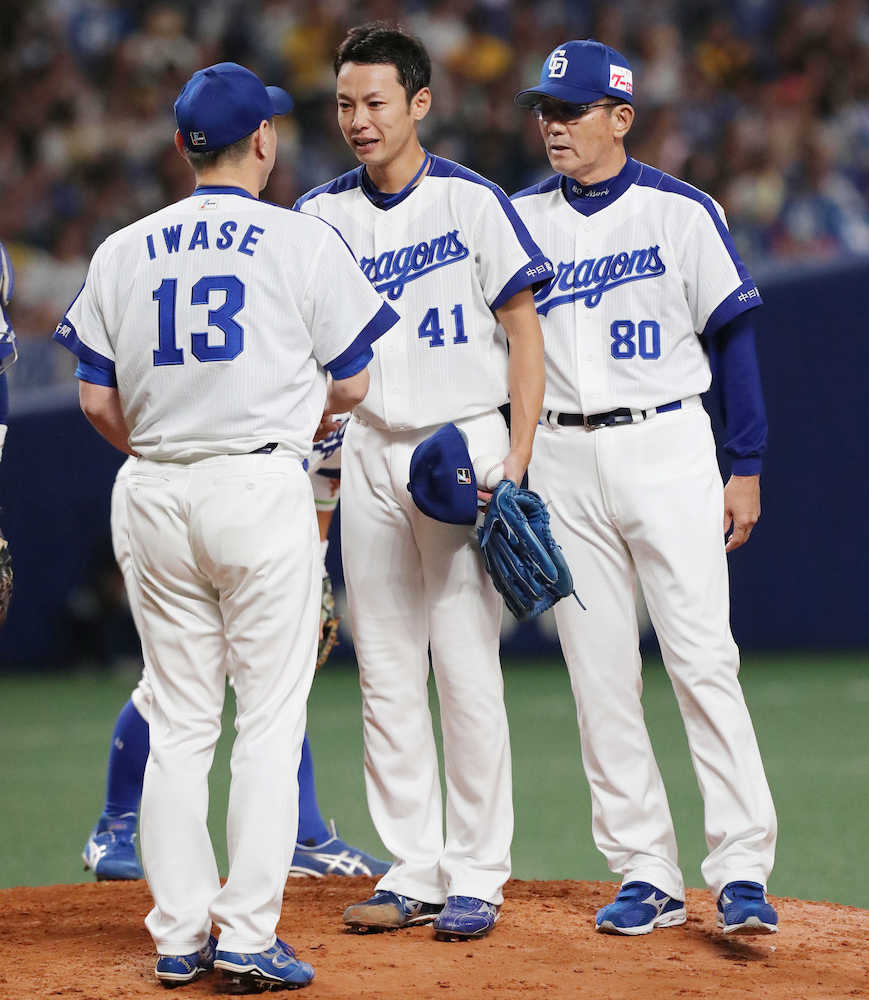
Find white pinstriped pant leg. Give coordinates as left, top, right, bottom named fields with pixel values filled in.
left=129, top=456, right=319, bottom=954
left=341, top=419, right=446, bottom=903
left=341, top=413, right=513, bottom=905
left=531, top=408, right=776, bottom=900
left=111, top=461, right=154, bottom=720
left=418, top=410, right=513, bottom=904
left=615, top=408, right=777, bottom=897
left=531, top=422, right=684, bottom=900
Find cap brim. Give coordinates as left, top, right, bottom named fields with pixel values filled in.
left=266, top=85, right=294, bottom=115
left=515, top=81, right=614, bottom=107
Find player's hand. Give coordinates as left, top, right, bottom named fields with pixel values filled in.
left=477, top=449, right=528, bottom=506
left=314, top=411, right=339, bottom=442
left=723, top=474, right=760, bottom=552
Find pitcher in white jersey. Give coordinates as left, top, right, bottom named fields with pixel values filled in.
left=54, top=61, right=398, bottom=990
left=80, top=417, right=391, bottom=887
left=296, top=23, right=553, bottom=940
left=512, top=40, right=778, bottom=936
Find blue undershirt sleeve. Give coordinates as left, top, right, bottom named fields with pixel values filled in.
left=703, top=312, right=767, bottom=476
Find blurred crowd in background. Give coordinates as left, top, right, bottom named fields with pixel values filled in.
left=2, top=0, right=869, bottom=394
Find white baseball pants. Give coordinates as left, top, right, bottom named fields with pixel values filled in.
left=111, top=460, right=154, bottom=718
left=341, top=411, right=513, bottom=905
left=529, top=399, right=777, bottom=900
left=124, top=454, right=320, bottom=955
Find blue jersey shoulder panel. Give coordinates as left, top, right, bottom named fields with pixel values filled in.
left=633, top=160, right=720, bottom=216
left=428, top=156, right=544, bottom=263
left=427, top=155, right=504, bottom=190
left=293, top=167, right=364, bottom=211
left=511, top=175, right=561, bottom=201
left=633, top=159, right=757, bottom=310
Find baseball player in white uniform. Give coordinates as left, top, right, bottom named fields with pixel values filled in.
left=512, top=40, right=778, bottom=936
left=54, top=62, right=398, bottom=990
left=296, top=23, right=553, bottom=940
left=0, top=240, right=17, bottom=625
left=0, top=240, right=15, bottom=461
left=81, top=413, right=390, bottom=885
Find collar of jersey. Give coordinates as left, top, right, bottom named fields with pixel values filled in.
left=560, top=156, right=642, bottom=216
left=360, top=150, right=432, bottom=210
left=192, top=185, right=257, bottom=200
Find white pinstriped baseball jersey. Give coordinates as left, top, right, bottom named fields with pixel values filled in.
left=54, top=187, right=396, bottom=463
left=512, top=158, right=762, bottom=415
left=0, top=239, right=16, bottom=459
left=0, top=239, right=15, bottom=369
left=296, top=154, right=554, bottom=431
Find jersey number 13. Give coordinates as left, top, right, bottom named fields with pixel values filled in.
left=152, top=275, right=245, bottom=366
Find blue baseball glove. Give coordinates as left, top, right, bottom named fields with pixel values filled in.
left=477, top=481, right=582, bottom=620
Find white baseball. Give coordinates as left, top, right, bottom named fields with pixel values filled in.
left=473, top=454, right=505, bottom=491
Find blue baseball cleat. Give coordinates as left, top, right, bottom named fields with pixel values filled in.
left=717, top=881, right=778, bottom=934
left=82, top=812, right=144, bottom=881
left=214, top=937, right=314, bottom=992
left=433, top=895, right=500, bottom=940
left=288, top=820, right=391, bottom=877
left=155, top=934, right=217, bottom=988
left=595, top=881, right=687, bottom=935
left=343, top=890, right=443, bottom=931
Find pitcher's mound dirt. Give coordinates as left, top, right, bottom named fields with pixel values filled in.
left=0, top=878, right=865, bottom=999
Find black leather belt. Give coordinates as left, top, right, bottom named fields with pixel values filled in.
left=249, top=442, right=278, bottom=454
left=551, top=399, right=682, bottom=429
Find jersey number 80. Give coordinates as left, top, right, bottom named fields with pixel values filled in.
left=610, top=319, right=661, bottom=360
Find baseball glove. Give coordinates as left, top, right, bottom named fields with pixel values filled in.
left=478, top=481, right=580, bottom=620
left=317, top=572, right=340, bottom=670
left=0, top=529, right=12, bottom=627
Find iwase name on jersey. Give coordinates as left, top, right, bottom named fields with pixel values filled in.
left=145, top=220, right=266, bottom=260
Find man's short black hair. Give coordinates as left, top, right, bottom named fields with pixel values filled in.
left=334, top=22, right=431, bottom=102
left=185, top=130, right=254, bottom=171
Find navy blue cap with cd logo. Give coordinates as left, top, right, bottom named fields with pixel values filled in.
left=515, top=40, right=633, bottom=109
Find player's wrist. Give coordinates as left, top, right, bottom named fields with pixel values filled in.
left=503, top=447, right=531, bottom=485
left=507, top=444, right=531, bottom=467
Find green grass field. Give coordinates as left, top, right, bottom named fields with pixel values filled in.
left=1, top=654, right=866, bottom=907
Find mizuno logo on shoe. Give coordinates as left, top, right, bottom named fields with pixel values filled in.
left=642, top=891, right=669, bottom=916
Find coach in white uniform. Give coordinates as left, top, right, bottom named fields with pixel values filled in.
left=54, top=62, right=397, bottom=989
left=297, top=24, right=553, bottom=940
left=512, top=41, right=778, bottom=936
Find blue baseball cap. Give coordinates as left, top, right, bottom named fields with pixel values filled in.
left=175, top=62, right=293, bottom=152
left=408, top=423, right=478, bottom=526
left=515, top=40, right=633, bottom=109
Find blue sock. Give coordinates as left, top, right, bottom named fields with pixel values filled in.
left=103, top=699, right=150, bottom=819
left=296, top=732, right=330, bottom=845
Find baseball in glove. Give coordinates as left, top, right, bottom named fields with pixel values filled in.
left=478, top=480, right=584, bottom=621
left=0, top=528, right=12, bottom=627
left=317, top=572, right=340, bottom=670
